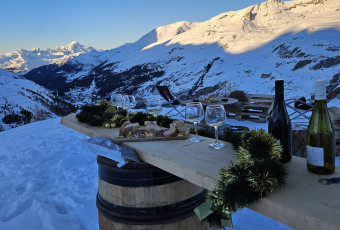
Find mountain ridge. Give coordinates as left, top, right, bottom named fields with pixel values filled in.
left=0, top=41, right=96, bottom=73
left=17, top=0, right=340, bottom=105
left=0, top=68, right=75, bottom=131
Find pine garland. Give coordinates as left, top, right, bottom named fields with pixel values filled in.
left=76, top=100, right=174, bottom=128
left=202, top=129, right=288, bottom=228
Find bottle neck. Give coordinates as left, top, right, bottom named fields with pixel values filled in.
left=274, top=92, right=284, bottom=104
left=314, top=99, right=327, bottom=110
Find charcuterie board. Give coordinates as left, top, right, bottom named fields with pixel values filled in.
left=113, top=131, right=189, bottom=143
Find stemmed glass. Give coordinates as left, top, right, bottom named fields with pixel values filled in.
left=122, top=94, right=129, bottom=110
left=111, top=94, right=121, bottom=108
left=146, top=98, right=162, bottom=125
left=185, top=102, right=204, bottom=142
left=114, top=94, right=123, bottom=110
left=205, top=105, right=227, bottom=149
left=128, top=95, right=137, bottom=113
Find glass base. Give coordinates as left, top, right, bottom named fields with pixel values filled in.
left=208, top=142, right=226, bottom=150
left=190, top=136, right=204, bottom=143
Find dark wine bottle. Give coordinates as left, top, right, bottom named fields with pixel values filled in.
left=268, top=79, right=292, bottom=163
left=307, top=80, right=335, bottom=174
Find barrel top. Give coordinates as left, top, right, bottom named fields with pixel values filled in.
left=61, top=113, right=340, bottom=230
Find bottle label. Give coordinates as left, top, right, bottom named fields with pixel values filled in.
left=315, top=80, right=326, bottom=100
left=306, top=145, right=324, bottom=166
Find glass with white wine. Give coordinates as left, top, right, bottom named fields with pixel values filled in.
left=111, top=93, right=122, bottom=108
left=146, top=98, right=162, bottom=125
left=128, top=95, right=137, bottom=113
left=185, top=102, right=204, bottom=142
left=122, top=94, right=129, bottom=110
left=114, top=94, right=123, bottom=110
left=205, top=105, right=227, bottom=149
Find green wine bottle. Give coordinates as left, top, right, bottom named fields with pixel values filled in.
left=306, top=80, right=335, bottom=174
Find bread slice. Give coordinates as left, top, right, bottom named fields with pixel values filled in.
left=144, top=121, right=157, bottom=126
left=119, top=123, right=140, bottom=136
left=164, top=123, right=178, bottom=137
left=121, top=121, right=131, bottom=128
left=146, top=125, right=162, bottom=134
left=173, top=120, right=188, bottom=134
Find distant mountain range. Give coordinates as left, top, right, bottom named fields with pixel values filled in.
left=0, top=41, right=96, bottom=73
left=20, top=0, right=340, bottom=105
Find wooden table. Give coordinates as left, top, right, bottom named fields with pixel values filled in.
left=61, top=113, right=340, bottom=230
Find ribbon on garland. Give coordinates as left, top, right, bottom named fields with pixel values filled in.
left=194, top=200, right=233, bottom=228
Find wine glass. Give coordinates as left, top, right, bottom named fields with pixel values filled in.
left=146, top=98, right=162, bottom=125
left=186, top=102, right=204, bottom=142
left=122, top=94, right=129, bottom=110
left=128, top=95, right=137, bottom=113
left=111, top=94, right=120, bottom=108
left=115, top=94, right=123, bottom=109
left=205, top=105, right=227, bottom=149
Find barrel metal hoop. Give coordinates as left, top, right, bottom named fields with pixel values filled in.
left=98, top=160, right=183, bottom=187
left=96, top=190, right=207, bottom=225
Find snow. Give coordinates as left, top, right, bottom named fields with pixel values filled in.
left=143, top=0, right=340, bottom=54
left=0, top=119, right=98, bottom=230
left=0, top=109, right=338, bottom=230
left=0, top=68, right=57, bottom=131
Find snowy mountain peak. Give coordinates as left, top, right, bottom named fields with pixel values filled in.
left=56, top=41, right=95, bottom=54
left=140, top=0, right=340, bottom=54
left=141, top=21, right=193, bottom=50
left=156, top=21, right=193, bottom=40
left=266, top=0, right=282, bottom=3
left=30, top=47, right=40, bottom=52
left=0, top=42, right=96, bottom=73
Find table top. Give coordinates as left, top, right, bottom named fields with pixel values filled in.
left=61, top=113, right=340, bottom=230
left=180, top=97, right=238, bottom=106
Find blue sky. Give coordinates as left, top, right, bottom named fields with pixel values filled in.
left=0, top=0, right=267, bottom=54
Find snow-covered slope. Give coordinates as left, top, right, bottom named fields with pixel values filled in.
left=23, top=0, right=340, bottom=104
left=0, top=42, right=96, bottom=73
left=146, top=0, right=340, bottom=54
left=0, top=68, right=75, bottom=131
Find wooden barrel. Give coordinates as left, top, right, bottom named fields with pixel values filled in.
left=96, top=156, right=213, bottom=230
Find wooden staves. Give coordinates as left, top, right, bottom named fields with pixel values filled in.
left=96, top=156, right=216, bottom=230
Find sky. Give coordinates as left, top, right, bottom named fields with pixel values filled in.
left=0, top=0, right=268, bottom=55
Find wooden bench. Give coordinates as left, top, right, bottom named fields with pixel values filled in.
left=225, top=94, right=274, bottom=123
left=60, top=113, right=340, bottom=230
left=248, top=94, right=275, bottom=104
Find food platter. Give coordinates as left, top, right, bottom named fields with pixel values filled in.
left=113, top=126, right=190, bottom=143
left=112, top=120, right=190, bottom=143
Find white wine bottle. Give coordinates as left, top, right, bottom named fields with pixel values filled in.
left=306, top=80, right=335, bottom=174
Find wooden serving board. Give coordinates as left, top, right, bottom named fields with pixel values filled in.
left=113, top=132, right=189, bottom=143
left=60, top=114, right=189, bottom=143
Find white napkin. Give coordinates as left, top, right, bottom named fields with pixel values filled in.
left=82, top=136, right=140, bottom=167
